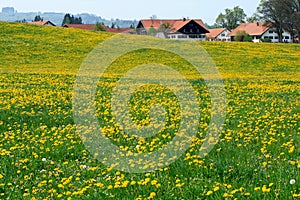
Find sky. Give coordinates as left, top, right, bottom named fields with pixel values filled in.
left=1, top=0, right=261, bottom=25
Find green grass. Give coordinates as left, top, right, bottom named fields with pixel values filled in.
left=0, top=22, right=299, bottom=199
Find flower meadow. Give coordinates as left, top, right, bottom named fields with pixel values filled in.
left=0, top=22, right=299, bottom=199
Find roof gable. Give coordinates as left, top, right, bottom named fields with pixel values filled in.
left=28, top=20, right=56, bottom=26
left=206, top=28, right=228, bottom=38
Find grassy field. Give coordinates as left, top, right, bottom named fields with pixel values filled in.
left=0, top=22, right=299, bottom=199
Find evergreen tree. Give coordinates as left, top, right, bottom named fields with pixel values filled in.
left=34, top=15, right=43, bottom=22
left=111, top=22, right=116, bottom=28
left=62, top=14, right=83, bottom=26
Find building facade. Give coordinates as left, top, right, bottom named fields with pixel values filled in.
left=206, top=28, right=231, bottom=41
left=136, top=19, right=209, bottom=40
left=229, top=22, right=292, bottom=43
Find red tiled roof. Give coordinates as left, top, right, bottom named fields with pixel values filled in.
left=139, top=19, right=209, bottom=32
left=228, top=22, right=272, bottom=37
left=206, top=28, right=227, bottom=38
left=28, top=20, right=55, bottom=26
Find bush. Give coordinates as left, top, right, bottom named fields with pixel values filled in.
left=261, top=38, right=272, bottom=43
left=234, top=30, right=252, bottom=42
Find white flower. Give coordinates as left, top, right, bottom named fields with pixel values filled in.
left=42, top=158, right=47, bottom=162
left=40, top=169, right=46, bottom=173
left=81, top=165, right=87, bottom=169
left=290, top=179, right=296, bottom=185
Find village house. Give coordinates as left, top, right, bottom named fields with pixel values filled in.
left=27, top=20, right=56, bottom=26
left=206, top=28, right=230, bottom=41
left=228, top=22, right=292, bottom=43
left=63, top=24, right=134, bottom=34
left=136, top=19, right=209, bottom=40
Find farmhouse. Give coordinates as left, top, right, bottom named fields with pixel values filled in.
left=206, top=28, right=230, bottom=41
left=228, top=22, right=292, bottom=43
left=136, top=19, right=209, bottom=40
left=27, top=20, right=56, bottom=26
left=63, top=24, right=134, bottom=33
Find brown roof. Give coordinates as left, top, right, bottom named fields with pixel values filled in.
left=106, top=27, right=134, bottom=33
left=206, top=28, right=228, bottom=38
left=139, top=19, right=209, bottom=32
left=28, top=20, right=56, bottom=26
left=63, top=24, right=95, bottom=30
left=228, top=22, right=272, bottom=37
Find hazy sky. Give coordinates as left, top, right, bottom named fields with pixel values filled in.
left=1, top=0, right=261, bottom=24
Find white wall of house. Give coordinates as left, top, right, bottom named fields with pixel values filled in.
left=261, top=29, right=292, bottom=43
left=216, top=29, right=231, bottom=41
left=167, top=33, right=206, bottom=41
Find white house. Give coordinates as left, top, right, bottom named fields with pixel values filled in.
left=228, top=22, right=292, bottom=43
left=206, top=28, right=231, bottom=41
left=136, top=19, right=209, bottom=41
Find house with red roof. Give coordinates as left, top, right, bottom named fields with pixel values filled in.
left=136, top=18, right=209, bottom=40
left=63, top=24, right=134, bottom=34
left=27, top=20, right=56, bottom=26
left=228, top=22, right=292, bottom=43
left=206, top=28, right=230, bottom=41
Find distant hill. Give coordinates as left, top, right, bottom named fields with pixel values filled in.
left=0, top=10, right=138, bottom=28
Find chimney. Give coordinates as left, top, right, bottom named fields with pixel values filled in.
left=257, top=22, right=259, bottom=26
left=183, top=18, right=186, bottom=22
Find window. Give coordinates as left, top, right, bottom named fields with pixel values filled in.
left=190, top=29, right=193, bottom=33
left=275, top=36, right=278, bottom=39
left=178, top=35, right=187, bottom=38
left=221, top=34, right=225, bottom=36
left=264, top=36, right=268, bottom=39
left=284, top=36, right=290, bottom=39
left=269, top=30, right=274, bottom=34
left=269, top=36, right=274, bottom=39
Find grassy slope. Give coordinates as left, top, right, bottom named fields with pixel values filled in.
left=0, top=22, right=299, bottom=199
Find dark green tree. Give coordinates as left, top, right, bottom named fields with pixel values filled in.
left=34, top=15, right=43, bottom=22
left=62, top=14, right=83, bottom=26
left=257, top=0, right=300, bottom=42
left=216, top=6, right=247, bottom=30
left=62, top=14, right=71, bottom=25
left=74, top=16, right=82, bottom=24
left=111, top=22, right=116, bottom=28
